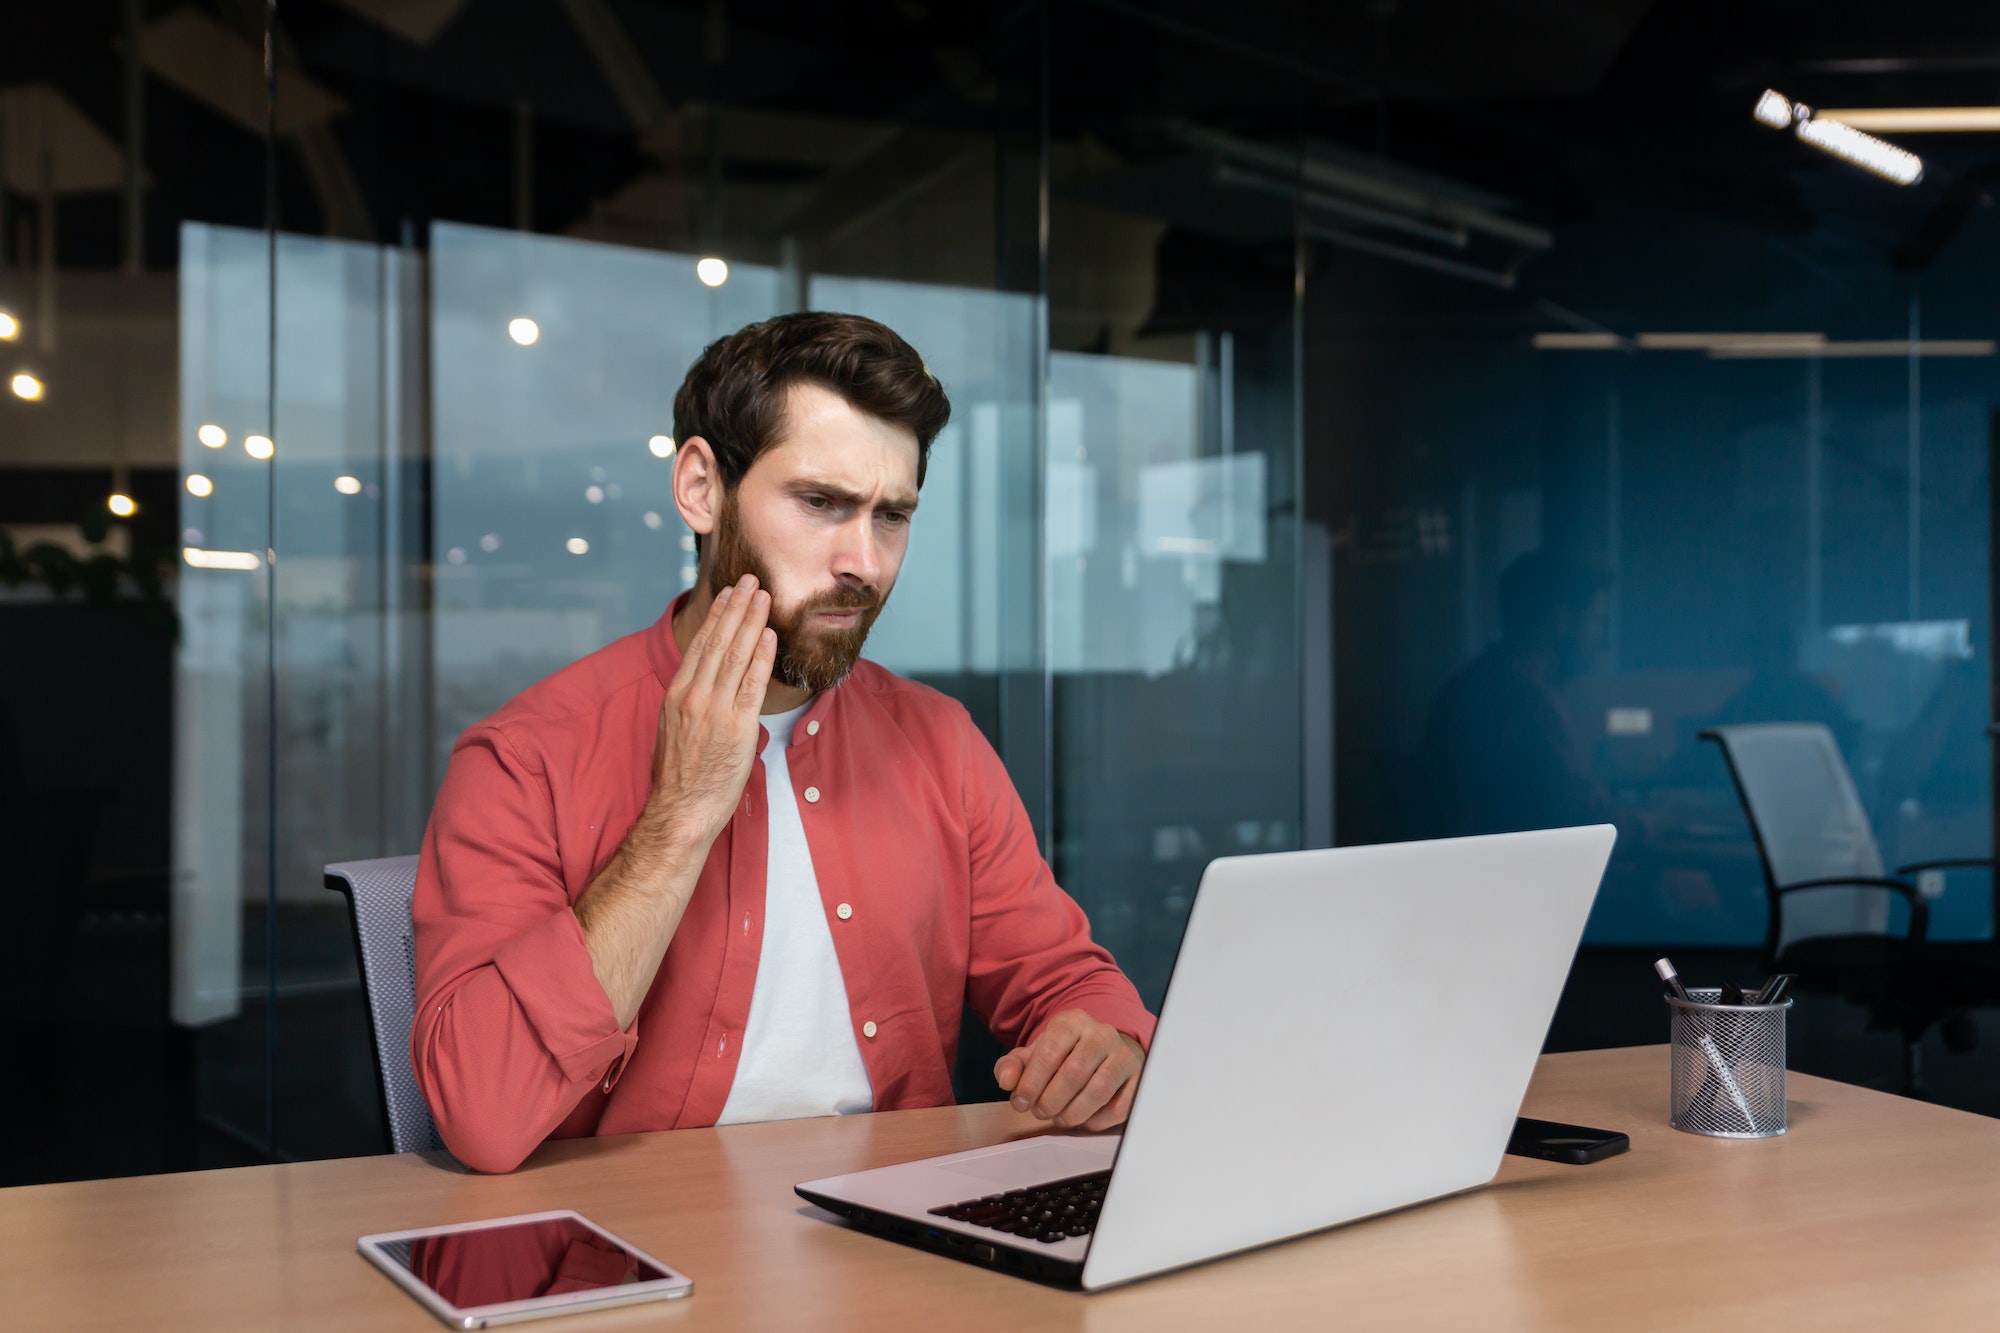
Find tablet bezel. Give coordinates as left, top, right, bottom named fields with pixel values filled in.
left=357, top=1208, right=694, bottom=1329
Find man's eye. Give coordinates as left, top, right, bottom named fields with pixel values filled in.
left=802, top=495, right=829, bottom=510
left=881, top=511, right=910, bottom=526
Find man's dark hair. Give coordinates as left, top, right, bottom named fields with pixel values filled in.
left=672, top=311, right=953, bottom=492
left=1499, top=550, right=1607, bottom=642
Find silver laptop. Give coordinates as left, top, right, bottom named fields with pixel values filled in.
left=796, top=826, right=1616, bottom=1290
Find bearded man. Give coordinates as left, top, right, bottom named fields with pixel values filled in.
left=412, top=312, right=1154, bottom=1173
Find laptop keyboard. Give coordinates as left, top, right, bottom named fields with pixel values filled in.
left=927, top=1170, right=1111, bottom=1244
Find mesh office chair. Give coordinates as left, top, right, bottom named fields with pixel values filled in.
left=324, top=855, right=447, bottom=1155
left=1702, top=723, right=1995, bottom=1093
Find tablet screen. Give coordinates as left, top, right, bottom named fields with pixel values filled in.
left=376, top=1215, right=677, bottom=1309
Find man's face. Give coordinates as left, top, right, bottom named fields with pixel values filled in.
left=702, top=383, right=921, bottom=692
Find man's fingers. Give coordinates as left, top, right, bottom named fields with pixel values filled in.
left=736, top=627, right=777, bottom=711
left=716, top=589, right=771, bottom=697
left=993, top=1049, right=1029, bottom=1093
left=1007, top=1027, right=1079, bottom=1115
left=1081, top=1076, right=1138, bottom=1132
left=690, top=576, right=759, bottom=692
left=1036, top=1042, right=1110, bottom=1125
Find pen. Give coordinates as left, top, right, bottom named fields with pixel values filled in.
left=1656, top=956, right=1760, bottom=1133
left=1757, top=975, right=1795, bottom=1006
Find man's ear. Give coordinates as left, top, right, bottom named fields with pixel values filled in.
left=673, top=436, right=722, bottom=539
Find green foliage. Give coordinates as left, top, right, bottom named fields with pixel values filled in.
left=0, top=519, right=179, bottom=638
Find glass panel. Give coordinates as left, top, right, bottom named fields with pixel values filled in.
left=1047, top=9, right=1305, bottom=1008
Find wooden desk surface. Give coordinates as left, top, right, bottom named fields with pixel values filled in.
left=9, top=1045, right=2000, bottom=1331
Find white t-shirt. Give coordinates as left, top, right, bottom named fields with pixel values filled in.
left=714, top=701, right=875, bottom=1125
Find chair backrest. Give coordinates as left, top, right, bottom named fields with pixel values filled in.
left=324, top=855, right=443, bottom=1155
left=1701, top=723, right=1889, bottom=952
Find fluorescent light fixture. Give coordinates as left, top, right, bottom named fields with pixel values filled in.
left=198, top=423, right=228, bottom=448
left=565, top=537, right=590, bottom=555
left=508, top=317, right=540, bottom=346
left=1754, top=88, right=1924, bottom=185
left=108, top=494, right=137, bottom=517
left=1636, top=332, right=1826, bottom=351
left=1532, top=332, right=1627, bottom=350
left=696, top=257, right=729, bottom=287
left=1821, top=107, right=2000, bottom=133
left=1754, top=90, right=1793, bottom=129
left=334, top=475, right=363, bottom=494
left=11, top=372, right=43, bottom=400
left=183, top=546, right=263, bottom=571
left=186, top=474, right=214, bottom=497
left=245, top=434, right=275, bottom=459
left=1795, top=115, right=1924, bottom=185
left=648, top=434, right=675, bottom=458
left=0, top=311, right=18, bottom=340
left=1709, top=339, right=1996, bottom=360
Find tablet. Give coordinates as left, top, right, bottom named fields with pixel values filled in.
left=358, top=1210, right=693, bottom=1328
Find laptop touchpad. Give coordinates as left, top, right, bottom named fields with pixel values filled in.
left=936, top=1139, right=1116, bottom=1186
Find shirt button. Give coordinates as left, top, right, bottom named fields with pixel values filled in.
left=836, top=902, right=852, bottom=920
left=806, top=720, right=820, bottom=736
left=804, top=786, right=821, bottom=803
left=862, top=1021, right=878, bottom=1039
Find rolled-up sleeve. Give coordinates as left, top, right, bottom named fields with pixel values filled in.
left=412, top=727, right=635, bottom=1172
left=958, top=717, right=1157, bottom=1053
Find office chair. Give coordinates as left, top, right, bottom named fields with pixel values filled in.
left=324, top=855, right=447, bottom=1155
left=1702, top=723, right=1997, bottom=1094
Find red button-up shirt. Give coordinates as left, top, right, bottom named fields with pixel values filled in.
left=413, top=594, right=1156, bottom=1172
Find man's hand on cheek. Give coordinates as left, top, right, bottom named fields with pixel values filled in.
left=993, top=1009, right=1145, bottom=1132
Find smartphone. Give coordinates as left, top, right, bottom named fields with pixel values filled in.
left=1506, top=1116, right=1630, bottom=1165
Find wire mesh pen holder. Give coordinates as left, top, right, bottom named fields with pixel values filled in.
left=1668, top=989, right=1791, bottom=1138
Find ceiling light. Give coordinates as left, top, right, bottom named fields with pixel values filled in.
left=1754, top=89, right=1923, bottom=185
left=0, top=311, right=19, bottom=340
left=1821, top=107, right=2000, bottom=133
left=1708, top=338, right=1996, bottom=360
left=480, top=533, right=501, bottom=552
left=245, top=434, right=274, bottom=459
left=334, top=475, right=363, bottom=494
left=183, top=547, right=263, bottom=571
left=585, top=485, right=605, bottom=504
left=696, top=258, right=729, bottom=287
left=566, top=537, right=590, bottom=555
left=11, top=372, right=43, bottom=400
left=446, top=547, right=467, bottom=564
left=643, top=511, right=664, bottom=529
left=1635, top=332, right=1826, bottom=351
left=508, top=317, right=540, bottom=346
left=1795, top=115, right=1924, bottom=185
left=186, top=474, right=214, bottom=498
left=648, top=434, right=675, bottom=458
left=198, top=423, right=228, bottom=448
left=1532, top=332, right=1627, bottom=350
left=108, top=494, right=137, bottom=518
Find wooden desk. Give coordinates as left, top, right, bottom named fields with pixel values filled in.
left=8, top=1046, right=2000, bottom=1331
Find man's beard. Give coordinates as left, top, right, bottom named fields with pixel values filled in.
left=705, top=494, right=886, bottom=693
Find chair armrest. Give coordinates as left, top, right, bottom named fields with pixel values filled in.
left=1774, top=876, right=1929, bottom=943
left=1894, top=858, right=1995, bottom=876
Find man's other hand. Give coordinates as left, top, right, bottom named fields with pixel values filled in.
left=993, top=1009, right=1144, bottom=1131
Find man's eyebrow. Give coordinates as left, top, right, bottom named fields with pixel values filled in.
left=787, top=478, right=920, bottom=511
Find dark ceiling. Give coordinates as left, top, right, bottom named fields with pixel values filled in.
left=5, top=0, right=2000, bottom=278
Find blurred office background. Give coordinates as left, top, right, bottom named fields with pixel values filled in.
left=4, top=0, right=1998, bottom=1182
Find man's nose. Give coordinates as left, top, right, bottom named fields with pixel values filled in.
left=831, top=516, right=880, bottom=585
